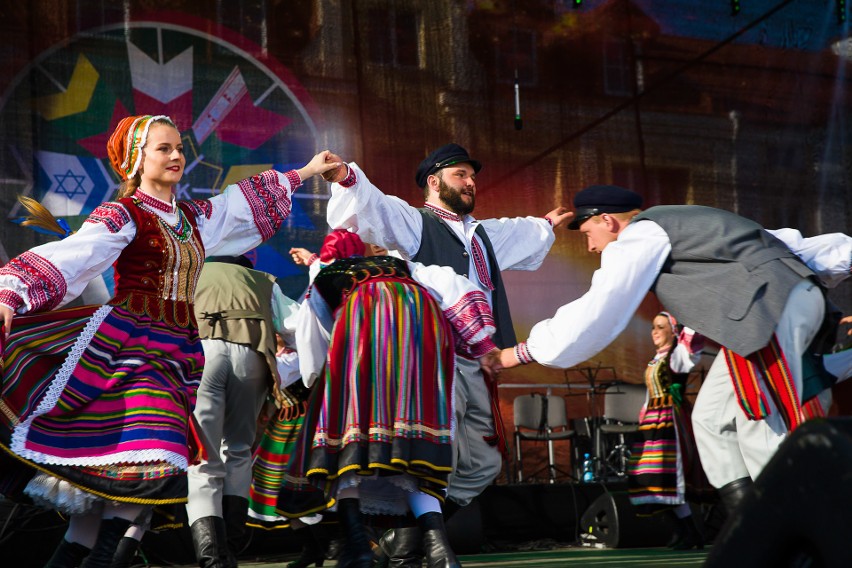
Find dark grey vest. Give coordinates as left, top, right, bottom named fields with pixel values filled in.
left=413, top=208, right=516, bottom=348
left=634, top=205, right=815, bottom=356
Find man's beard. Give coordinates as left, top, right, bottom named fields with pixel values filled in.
left=438, top=178, right=475, bottom=216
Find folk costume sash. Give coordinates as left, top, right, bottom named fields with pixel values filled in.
left=724, top=334, right=823, bottom=431
left=481, top=368, right=508, bottom=459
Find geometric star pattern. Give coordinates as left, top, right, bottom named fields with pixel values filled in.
left=53, top=169, right=87, bottom=199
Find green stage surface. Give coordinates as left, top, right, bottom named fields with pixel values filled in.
left=224, top=547, right=710, bottom=568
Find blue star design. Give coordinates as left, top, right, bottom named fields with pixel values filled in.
left=53, top=169, right=87, bottom=199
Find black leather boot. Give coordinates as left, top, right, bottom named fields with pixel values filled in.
left=336, top=499, right=373, bottom=568
left=378, top=527, right=423, bottom=568
left=80, top=517, right=132, bottom=568
left=287, top=524, right=326, bottom=568
left=671, top=515, right=704, bottom=550
left=222, top=495, right=249, bottom=561
left=417, top=512, right=461, bottom=568
left=718, top=477, right=753, bottom=518
left=190, top=516, right=237, bottom=568
left=110, top=536, right=141, bottom=568
left=44, top=538, right=91, bottom=568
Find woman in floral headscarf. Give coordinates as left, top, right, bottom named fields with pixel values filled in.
left=627, top=311, right=713, bottom=550
left=0, top=115, right=339, bottom=568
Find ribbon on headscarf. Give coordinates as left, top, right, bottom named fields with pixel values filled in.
left=724, top=334, right=805, bottom=431
left=106, top=115, right=175, bottom=180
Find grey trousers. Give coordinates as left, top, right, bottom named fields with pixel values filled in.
left=446, top=356, right=502, bottom=507
left=186, top=340, right=268, bottom=524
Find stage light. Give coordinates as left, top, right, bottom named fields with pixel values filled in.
left=731, top=0, right=741, bottom=15
left=838, top=0, right=847, bottom=23
left=573, top=0, right=582, bottom=9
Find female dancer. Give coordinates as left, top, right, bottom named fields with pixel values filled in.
left=628, top=311, right=711, bottom=550
left=0, top=114, right=338, bottom=568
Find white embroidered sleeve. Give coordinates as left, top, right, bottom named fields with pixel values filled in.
left=408, top=261, right=497, bottom=358
left=193, top=169, right=300, bottom=257
left=479, top=215, right=556, bottom=271
left=0, top=203, right=135, bottom=313
left=326, top=163, right=424, bottom=259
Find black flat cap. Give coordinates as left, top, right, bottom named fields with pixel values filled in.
left=568, top=185, right=643, bottom=230
left=415, top=143, right=482, bottom=188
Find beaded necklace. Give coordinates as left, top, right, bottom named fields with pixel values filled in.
left=158, top=206, right=192, bottom=243
left=133, top=195, right=193, bottom=243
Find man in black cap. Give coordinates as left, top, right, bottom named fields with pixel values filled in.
left=497, top=184, right=852, bottom=519
left=323, top=143, right=572, bottom=560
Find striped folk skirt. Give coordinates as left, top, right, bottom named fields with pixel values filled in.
left=0, top=304, right=203, bottom=513
left=277, top=280, right=457, bottom=518
left=627, top=395, right=713, bottom=513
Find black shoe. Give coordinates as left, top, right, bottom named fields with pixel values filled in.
left=417, top=512, right=460, bottom=568
left=378, top=527, right=423, bottom=568
left=190, top=516, right=237, bottom=568
left=110, top=535, right=141, bottom=568
left=79, top=517, right=132, bottom=568
left=336, top=499, right=372, bottom=568
left=670, top=515, right=704, bottom=551
left=287, top=525, right=326, bottom=568
left=44, top=539, right=91, bottom=568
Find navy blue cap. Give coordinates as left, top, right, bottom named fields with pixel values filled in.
left=415, top=143, right=482, bottom=188
left=568, top=185, right=643, bottom=230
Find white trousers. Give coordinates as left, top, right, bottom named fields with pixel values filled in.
left=186, top=340, right=268, bottom=524
left=446, top=356, right=502, bottom=507
left=692, top=279, right=824, bottom=488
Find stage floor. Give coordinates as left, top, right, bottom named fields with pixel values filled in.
left=193, top=547, right=710, bottom=568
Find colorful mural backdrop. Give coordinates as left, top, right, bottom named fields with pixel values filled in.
left=1, top=2, right=851, bottom=471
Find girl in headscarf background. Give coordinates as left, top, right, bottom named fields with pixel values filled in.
left=627, top=311, right=713, bottom=550
left=0, top=114, right=338, bottom=568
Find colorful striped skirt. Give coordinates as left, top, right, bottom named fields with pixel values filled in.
left=276, top=280, right=456, bottom=518
left=627, top=395, right=713, bottom=513
left=0, top=304, right=203, bottom=512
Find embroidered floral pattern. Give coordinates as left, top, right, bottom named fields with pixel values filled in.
left=238, top=170, right=293, bottom=241
left=0, top=252, right=66, bottom=312
left=134, top=191, right=174, bottom=213
left=444, top=290, right=496, bottom=358
left=185, top=199, right=213, bottom=219
left=84, top=202, right=132, bottom=234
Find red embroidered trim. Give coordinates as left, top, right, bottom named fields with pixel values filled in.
left=0, top=252, right=66, bottom=312
left=339, top=164, right=356, bottom=187
left=186, top=199, right=214, bottom=220
left=515, top=342, right=534, bottom=365
left=85, top=202, right=132, bottom=233
left=0, top=289, right=24, bottom=310
left=284, top=169, right=302, bottom=190
left=470, top=237, right=495, bottom=291
left=134, top=190, right=175, bottom=213
left=238, top=170, right=292, bottom=241
left=424, top=202, right=461, bottom=222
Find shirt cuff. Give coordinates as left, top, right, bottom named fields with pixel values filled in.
left=307, top=253, right=319, bottom=266
left=339, top=164, right=357, bottom=188
left=468, top=336, right=498, bottom=359
left=0, top=290, right=24, bottom=312
left=514, top=342, right=535, bottom=365
left=284, top=170, right=303, bottom=190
